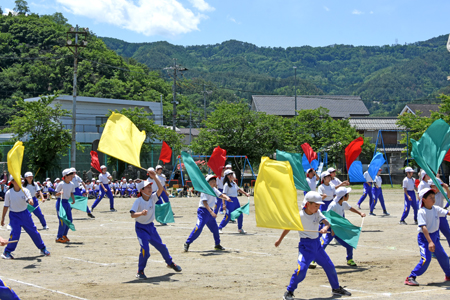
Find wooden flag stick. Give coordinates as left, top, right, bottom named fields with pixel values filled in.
left=7, top=240, right=18, bottom=244
left=360, top=217, right=365, bottom=229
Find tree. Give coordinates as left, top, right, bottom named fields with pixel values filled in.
left=0, top=7, right=3, bottom=15
left=3, top=95, right=72, bottom=174
left=14, top=0, right=29, bottom=15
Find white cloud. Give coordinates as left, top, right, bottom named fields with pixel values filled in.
left=2, top=8, right=17, bottom=15
left=352, top=9, right=364, bottom=15
left=56, top=0, right=210, bottom=36
left=323, top=6, right=330, bottom=12
left=227, top=15, right=240, bottom=25
left=189, top=0, right=214, bottom=12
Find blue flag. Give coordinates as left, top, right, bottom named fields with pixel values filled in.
left=368, top=152, right=385, bottom=181
left=302, top=154, right=319, bottom=172
left=349, top=161, right=366, bottom=183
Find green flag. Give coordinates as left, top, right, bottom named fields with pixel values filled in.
left=276, top=150, right=311, bottom=191
left=411, top=119, right=450, bottom=202
left=27, top=204, right=36, bottom=213
left=70, top=195, right=88, bottom=212
left=181, top=151, right=216, bottom=197
left=59, top=200, right=75, bottom=231
left=230, top=199, right=250, bottom=221
left=322, top=210, right=361, bottom=249
left=155, top=202, right=175, bottom=224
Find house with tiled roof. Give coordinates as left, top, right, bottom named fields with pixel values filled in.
left=400, top=104, right=440, bottom=118
left=251, top=95, right=369, bottom=119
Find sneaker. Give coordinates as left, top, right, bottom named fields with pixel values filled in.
left=63, top=235, right=70, bottom=242
left=383, top=211, right=390, bottom=216
left=332, top=286, right=352, bottom=296
left=218, top=229, right=223, bottom=234
left=87, top=213, right=95, bottom=218
left=184, top=243, right=190, bottom=252
left=160, top=223, right=167, bottom=226
left=283, top=290, right=294, bottom=300
left=136, top=270, right=147, bottom=279
left=415, top=221, right=418, bottom=225
left=43, top=225, right=50, bottom=230
left=230, top=220, right=236, bottom=223
left=55, top=237, right=67, bottom=243
left=2, top=251, right=14, bottom=259
left=214, top=244, right=225, bottom=251
left=369, top=212, right=376, bottom=216
left=404, top=276, right=419, bottom=286
left=308, top=261, right=317, bottom=269
left=399, top=220, right=407, bottom=225
left=40, top=247, right=50, bottom=256
left=167, top=262, right=182, bottom=272
left=347, top=259, right=357, bottom=266
left=110, top=208, right=117, bottom=212
left=238, top=229, right=246, bottom=234
left=357, top=205, right=361, bottom=209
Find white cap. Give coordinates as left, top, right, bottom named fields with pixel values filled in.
left=333, top=187, right=352, bottom=202
left=46, top=178, right=50, bottom=181
left=137, top=180, right=152, bottom=191
left=320, top=171, right=331, bottom=181
left=147, top=167, right=155, bottom=172
left=306, top=168, right=314, bottom=174
left=70, top=167, right=77, bottom=173
left=129, top=179, right=133, bottom=181
left=205, top=175, right=217, bottom=182
left=100, top=165, right=106, bottom=169
left=304, top=191, right=325, bottom=205
left=122, top=179, right=126, bottom=182
left=405, top=167, right=415, bottom=173
left=9, top=175, right=14, bottom=182
left=327, top=167, right=336, bottom=173
left=62, top=169, right=72, bottom=177
left=419, top=187, right=434, bottom=200
left=96, top=180, right=100, bottom=183
left=155, top=165, right=163, bottom=170
left=54, top=178, right=60, bottom=182
left=225, top=164, right=232, bottom=169
left=420, top=170, right=428, bottom=181
left=24, top=171, right=33, bottom=178
left=224, top=169, right=234, bottom=176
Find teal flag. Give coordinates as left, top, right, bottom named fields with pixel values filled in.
left=155, top=202, right=175, bottom=224
left=230, top=199, right=250, bottom=221
left=322, top=210, right=361, bottom=249
left=181, top=151, right=216, bottom=197
left=59, top=200, right=75, bottom=231
left=70, top=195, right=88, bottom=212
left=27, top=204, right=36, bottom=213
left=411, top=119, right=450, bottom=202
left=276, top=150, right=311, bottom=191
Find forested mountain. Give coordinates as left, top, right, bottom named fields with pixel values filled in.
left=102, top=35, right=450, bottom=116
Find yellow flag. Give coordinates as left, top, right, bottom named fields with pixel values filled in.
left=254, top=156, right=304, bottom=231
left=7, top=141, right=25, bottom=190
left=98, top=112, right=146, bottom=168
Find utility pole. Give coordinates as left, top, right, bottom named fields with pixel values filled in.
left=66, top=25, right=88, bottom=168
left=164, top=59, right=187, bottom=131
left=189, top=109, right=192, bottom=145
left=293, top=66, right=297, bottom=116
left=202, top=84, right=212, bottom=121
left=160, top=94, right=163, bottom=125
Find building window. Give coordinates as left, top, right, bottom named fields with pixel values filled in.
left=96, top=116, right=108, bottom=133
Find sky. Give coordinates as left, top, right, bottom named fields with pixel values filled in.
left=2, top=0, right=450, bottom=48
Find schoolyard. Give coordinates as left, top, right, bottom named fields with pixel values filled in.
left=1, top=186, right=450, bottom=300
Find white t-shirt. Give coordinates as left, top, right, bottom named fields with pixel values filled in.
left=99, top=172, right=110, bottom=185
left=375, top=175, right=382, bottom=188
left=417, top=206, right=448, bottom=234
left=24, top=182, right=40, bottom=197
left=403, top=177, right=415, bottom=191
left=318, top=184, right=335, bottom=201
left=216, top=176, right=224, bottom=190
left=4, top=189, right=32, bottom=212
left=120, top=182, right=127, bottom=188
left=199, top=187, right=222, bottom=208
left=72, top=175, right=83, bottom=188
left=435, top=192, right=445, bottom=208
left=327, top=200, right=352, bottom=217
left=417, top=180, right=431, bottom=194
left=130, top=193, right=159, bottom=224
left=147, top=177, right=155, bottom=185
left=330, top=177, right=342, bottom=188
left=94, top=184, right=99, bottom=191
left=306, top=177, right=316, bottom=191
left=114, top=183, right=120, bottom=189
left=363, top=171, right=373, bottom=183
left=157, top=174, right=166, bottom=186
left=56, top=181, right=75, bottom=200
left=223, top=181, right=238, bottom=197
left=298, top=209, right=326, bottom=239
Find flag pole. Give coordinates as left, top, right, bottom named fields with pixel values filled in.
left=360, top=217, right=365, bottom=229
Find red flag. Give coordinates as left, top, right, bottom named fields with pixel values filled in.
left=90, top=151, right=101, bottom=172
left=208, top=146, right=227, bottom=177
left=301, top=143, right=317, bottom=163
left=159, top=141, right=172, bottom=164
left=445, top=149, right=450, bottom=162
left=345, top=137, right=364, bottom=171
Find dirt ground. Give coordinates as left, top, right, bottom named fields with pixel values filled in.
left=1, top=187, right=450, bottom=300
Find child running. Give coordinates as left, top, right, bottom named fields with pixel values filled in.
left=405, top=188, right=450, bottom=286
left=275, top=191, right=351, bottom=299
left=91, top=165, right=116, bottom=212
left=155, top=165, right=170, bottom=204
left=357, top=168, right=374, bottom=209
left=369, top=168, right=389, bottom=216
left=218, top=170, right=250, bottom=234
left=70, top=168, right=95, bottom=218
left=184, top=175, right=231, bottom=252
left=318, top=171, right=335, bottom=211
left=55, top=169, right=76, bottom=243
left=399, top=167, right=418, bottom=225
left=1, top=175, right=50, bottom=258
left=130, top=169, right=182, bottom=279
left=428, top=179, right=450, bottom=247
left=322, top=187, right=365, bottom=266
left=305, top=168, right=319, bottom=195
left=23, top=172, right=48, bottom=230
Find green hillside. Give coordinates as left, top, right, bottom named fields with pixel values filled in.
left=102, top=35, right=450, bottom=116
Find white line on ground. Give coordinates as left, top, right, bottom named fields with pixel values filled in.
left=6, top=278, right=90, bottom=300
left=64, top=257, right=116, bottom=266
